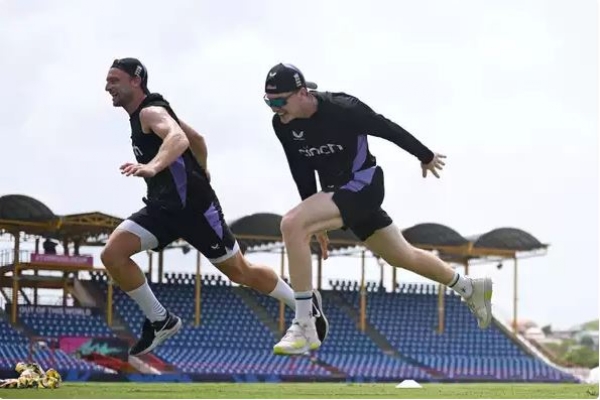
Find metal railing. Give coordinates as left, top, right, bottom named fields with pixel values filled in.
left=0, top=249, right=32, bottom=267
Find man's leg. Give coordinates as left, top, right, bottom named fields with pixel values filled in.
left=280, top=193, right=343, bottom=295
left=182, top=199, right=298, bottom=309
left=210, top=248, right=329, bottom=342
left=101, top=215, right=182, bottom=356
left=363, top=223, right=493, bottom=328
left=210, top=246, right=295, bottom=308
left=101, top=228, right=165, bottom=320
left=184, top=197, right=331, bottom=345
left=273, top=192, right=343, bottom=354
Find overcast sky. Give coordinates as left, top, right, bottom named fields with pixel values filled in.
left=1, top=0, right=597, bottom=330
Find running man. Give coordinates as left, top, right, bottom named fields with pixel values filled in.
left=102, top=58, right=328, bottom=356
left=263, top=63, right=493, bottom=355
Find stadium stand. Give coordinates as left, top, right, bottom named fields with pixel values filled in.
left=64, top=272, right=574, bottom=382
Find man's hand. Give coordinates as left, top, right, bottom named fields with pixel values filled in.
left=421, top=153, right=446, bottom=178
left=120, top=162, right=158, bottom=178
left=315, top=232, right=329, bottom=260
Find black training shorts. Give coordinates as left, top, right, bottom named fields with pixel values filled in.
left=327, top=166, right=393, bottom=241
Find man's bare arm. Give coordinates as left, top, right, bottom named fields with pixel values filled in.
left=140, top=106, right=190, bottom=174
left=179, top=120, right=208, bottom=172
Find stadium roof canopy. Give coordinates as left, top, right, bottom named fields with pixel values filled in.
left=0, top=194, right=548, bottom=261
left=0, top=195, right=57, bottom=223
left=468, top=228, right=545, bottom=252
left=402, top=223, right=469, bottom=247
left=229, top=215, right=548, bottom=261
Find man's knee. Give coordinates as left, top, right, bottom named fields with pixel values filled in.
left=100, top=230, right=140, bottom=270
left=100, top=246, right=123, bottom=270
left=280, top=211, right=308, bottom=241
left=280, top=212, right=296, bottom=236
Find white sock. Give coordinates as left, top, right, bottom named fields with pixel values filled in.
left=268, top=277, right=296, bottom=310
left=294, top=291, right=313, bottom=320
left=448, top=272, right=473, bottom=298
left=127, top=281, right=167, bottom=322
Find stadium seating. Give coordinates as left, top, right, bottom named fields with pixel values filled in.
left=243, top=287, right=428, bottom=379
left=0, top=273, right=574, bottom=382
left=336, top=282, right=575, bottom=382
left=95, top=274, right=317, bottom=376
left=19, top=310, right=116, bottom=339
left=105, top=280, right=274, bottom=350
left=317, top=353, right=431, bottom=380
left=0, top=318, right=29, bottom=370
left=154, top=348, right=330, bottom=376
left=0, top=317, right=103, bottom=372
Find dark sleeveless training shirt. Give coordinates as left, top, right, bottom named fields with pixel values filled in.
left=129, top=93, right=213, bottom=211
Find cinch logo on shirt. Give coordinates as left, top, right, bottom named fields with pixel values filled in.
left=299, top=144, right=344, bottom=157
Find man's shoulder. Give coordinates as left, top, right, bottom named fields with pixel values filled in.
left=141, top=92, right=170, bottom=108
left=315, top=91, right=364, bottom=116
left=140, top=93, right=180, bottom=123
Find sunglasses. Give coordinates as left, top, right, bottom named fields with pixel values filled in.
left=263, top=91, right=297, bottom=108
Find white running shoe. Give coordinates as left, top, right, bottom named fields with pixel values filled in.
left=465, top=277, right=493, bottom=329
left=273, top=317, right=321, bottom=355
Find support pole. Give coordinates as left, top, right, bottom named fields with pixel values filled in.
left=379, top=259, right=384, bottom=289
left=317, top=256, right=323, bottom=290
left=34, top=236, right=39, bottom=306
left=34, top=268, right=38, bottom=307
left=279, top=247, right=286, bottom=334
left=148, top=251, right=154, bottom=283
left=195, top=251, right=201, bottom=326
left=158, top=251, right=164, bottom=283
left=437, top=283, right=445, bottom=334
left=360, top=250, right=366, bottom=332
left=107, top=278, right=113, bottom=327
left=11, top=233, right=20, bottom=324
left=62, top=272, right=68, bottom=307
left=512, top=257, right=518, bottom=333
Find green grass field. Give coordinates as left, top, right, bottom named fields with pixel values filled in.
left=0, top=382, right=598, bottom=399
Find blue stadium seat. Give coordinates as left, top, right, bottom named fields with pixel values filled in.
left=82, top=278, right=576, bottom=382
left=0, top=317, right=103, bottom=372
